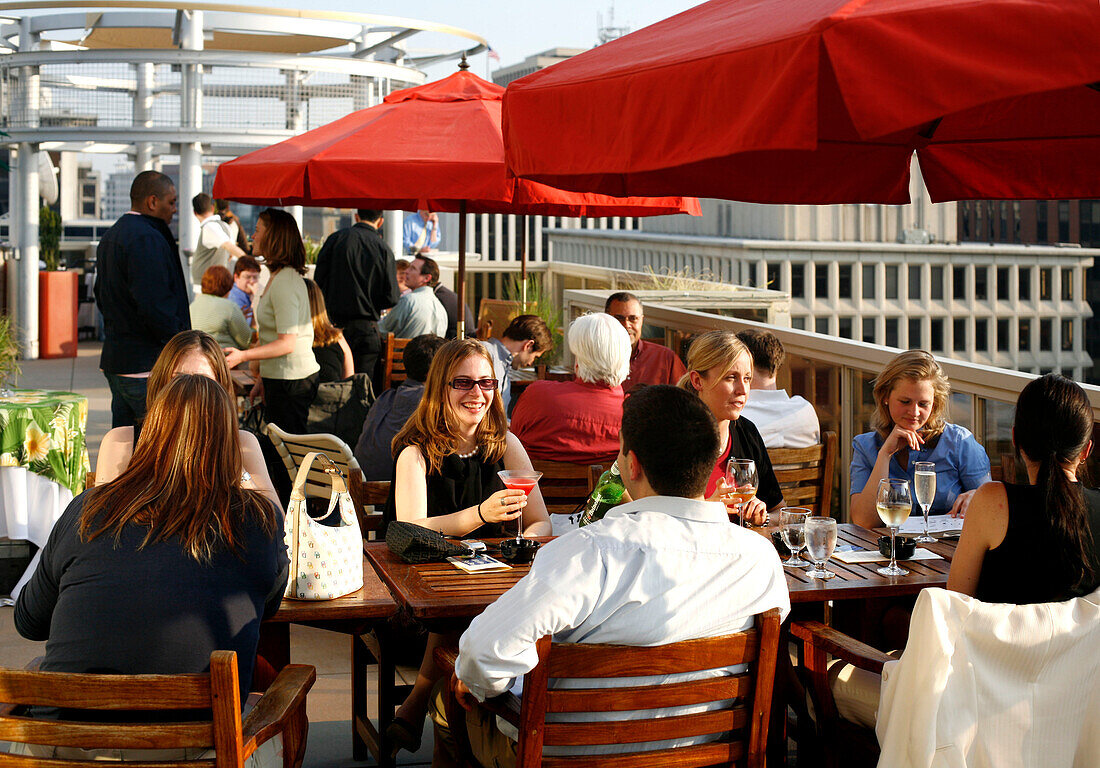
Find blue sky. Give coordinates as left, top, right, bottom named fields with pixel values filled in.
left=252, top=0, right=702, bottom=77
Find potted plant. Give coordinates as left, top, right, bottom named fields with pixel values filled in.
left=38, top=205, right=78, bottom=359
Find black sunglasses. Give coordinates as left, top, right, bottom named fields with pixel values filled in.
left=448, top=377, right=499, bottom=391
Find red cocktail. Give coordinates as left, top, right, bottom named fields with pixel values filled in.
left=496, top=470, right=543, bottom=541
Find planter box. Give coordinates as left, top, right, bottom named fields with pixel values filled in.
left=39, top=270, right=79, bottom=358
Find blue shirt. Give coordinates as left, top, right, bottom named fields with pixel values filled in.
left=227, top=284, right=251, bottom=314
left=481, top=336, right=514, bottom=411
left=402, top=214, right=440, bottom=254
left=851, top=422, right=992, bottom=515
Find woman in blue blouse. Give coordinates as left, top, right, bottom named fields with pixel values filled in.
left=850, top=350, right=991, bottom=528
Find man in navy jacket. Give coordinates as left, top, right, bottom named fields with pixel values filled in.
left=94, top=171, right=190, bottom=427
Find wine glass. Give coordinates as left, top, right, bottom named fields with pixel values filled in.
left=779, top=507, right=810, bottom=567
left=876, top=478, right=911, bottom=576
left=725, top=458, right=758, bottom=527
left=804, top=517, right=837, bottom=579
left=496, top=470, right=542, bottom=541
left=913, top=462, right=937, bottom=543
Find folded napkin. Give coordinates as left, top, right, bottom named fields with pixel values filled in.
left=833, top=547, right=942, bottom=564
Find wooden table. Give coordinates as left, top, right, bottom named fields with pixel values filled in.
left=263, top=560, right=397, bottom=765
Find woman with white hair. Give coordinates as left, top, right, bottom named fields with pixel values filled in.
left=510, top=313, right=631, bottom=464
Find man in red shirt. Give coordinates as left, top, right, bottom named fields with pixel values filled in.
left=510, top=313, right=630, bottom=465
left=605, top=292, right=686, bottom=393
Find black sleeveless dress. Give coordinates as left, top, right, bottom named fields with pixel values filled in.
left=384, top=450, right=507, bottom=538
left=975, top=482, right=1100, bottom=604
left=313, top=342, right=345, bottom=383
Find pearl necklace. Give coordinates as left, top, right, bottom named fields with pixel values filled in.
left=456, top=447, right=478, bottom=459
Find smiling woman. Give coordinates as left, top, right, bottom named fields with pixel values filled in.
left=849, top=350, right=991, bottom=528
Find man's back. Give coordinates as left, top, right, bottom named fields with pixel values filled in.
left=354, top=380, right=425, bottom=481
left=740, top=389, right=821, bottom=449
left=313, top=222, right=399, bottom=323
left=95, top=213, right=190, bottom=375
left=377, top=286, right=447, bottom=339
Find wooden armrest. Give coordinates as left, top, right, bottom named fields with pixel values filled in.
left=482, top=692, right=522, bottom=727
left=433, top=645, right=459, bottom=676
left=241, top=664, right=317, bottom=754
left=791, top=621, right=892, bottom=674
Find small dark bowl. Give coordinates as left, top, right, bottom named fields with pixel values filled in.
left=499, top=538, right=540, bottom=563
left=878, top=535, right=916, bottom=560
left=770, top=531, right=792, bottom=557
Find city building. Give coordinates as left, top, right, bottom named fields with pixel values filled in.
left=1, top=1, right=486, bottom=357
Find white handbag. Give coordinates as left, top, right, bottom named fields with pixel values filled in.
left=283, top=451, right=364, bottom=600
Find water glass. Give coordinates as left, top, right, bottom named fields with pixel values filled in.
left=876, top=478, right=911, bottom=576
left=779, top=507, right=810, bottom=567
left=913, top=461, right=937, bottom=543
left=804, top=516, right=837, bottom=580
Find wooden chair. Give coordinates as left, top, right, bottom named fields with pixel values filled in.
left=0, top=651, right=316, bottom=768
left=789, top=620, right=883, bottom=768
left=265, top=424, right=383, bottom=536
left=435, top=609, right=782, bottom=768
left=529, top=459, right=604, bottom=517
left=381, top=333, right=412, bottom=392
left=768, top=431, right=837, bottom=517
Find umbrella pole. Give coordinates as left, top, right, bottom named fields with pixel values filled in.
left=457, top=200, right=467, bottom=339
left=519, top=214, right=528, bottom=307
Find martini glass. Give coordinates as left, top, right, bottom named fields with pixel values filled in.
left=496, top=470, right=543, bottom=542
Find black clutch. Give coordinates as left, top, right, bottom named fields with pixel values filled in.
left=386, top=521, right=470, bottom=564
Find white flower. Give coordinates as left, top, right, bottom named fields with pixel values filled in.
left=24, top=423, right=50, bottom=462
left=0, top=453, right=19, bottom=467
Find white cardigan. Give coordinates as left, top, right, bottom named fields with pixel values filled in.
left=876, top=587, right=1100, bottom=768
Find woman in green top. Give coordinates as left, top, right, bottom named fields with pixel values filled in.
left=224, top=209, right=319, bottom=433
left=190, top=265, right=253, bottom=349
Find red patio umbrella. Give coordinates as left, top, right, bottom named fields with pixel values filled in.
left=502, top=0, right=1100, bottom=204
left=213, top=68, right=700, bottom=335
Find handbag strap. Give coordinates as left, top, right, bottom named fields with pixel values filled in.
left=290, top=451, right=348, bottom=501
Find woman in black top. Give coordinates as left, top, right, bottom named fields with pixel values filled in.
left=304, top=278, right=353, bottom=383
left=384, top=339, right=550, bottom=755
left=16, top=374, right=287, bottom=702
left=679, top=330, right=783, bottom=524
left=949, top=374, right=1100, bottom=603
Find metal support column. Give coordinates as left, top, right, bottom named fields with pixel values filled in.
left=177, top=10, right=204, bottom=290
left=384, top=211, right=403, bottom=257
left=134, top=62, right=155, bottom=171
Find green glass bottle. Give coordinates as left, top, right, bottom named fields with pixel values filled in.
left=578, top=461, right=625, bottom=527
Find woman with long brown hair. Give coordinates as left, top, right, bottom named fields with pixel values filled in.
left=93, top=330, right=277, bottom=506
left=304, top=278, right=354, bottom=382
left=16, top=374, right=288, bottom=703
left=224, top=208, right=319, bottom=433
left=385, top=338, right=550, bottom=755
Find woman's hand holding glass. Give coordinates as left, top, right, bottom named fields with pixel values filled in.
left=480, top=488, right=528, bottom=526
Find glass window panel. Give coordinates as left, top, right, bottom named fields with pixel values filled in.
left=908, top=265, right=921, bottom=300
left=931, top=266, right=944, bottom=300
left=997, top=266, right=1010, bottom=300
left=885, top=318, right=899, bottom=348
left=838, top=317, right=853, bottom=339
left=1040, top=319, right=1052, bottom=351
left=862, top=318, right=875, bottom=344
left=1061, top=268, right=1073, bottom=300
left=953, top=318, right=966, bottom=351
left=885, top=266, right=899, bottom=299
left=930, top=318, right=944, bottom=351
left=1062, top=319, right=1074, bottom=351
left=792, top=316, right=807, bottom=330
left=1018, top=318, right=1031, bottom=350
left=953, top=266, right=966, bottom=300
left=767, top=262, right=781, bottom=291
left=838, top=264, right=852, bottom=299
left=949, top=391, right=974, bottom=434
left=975, top=268, right=988, bottom=301
left=997, top=318, right=1009, bottom=351
left=791, top=264, right=805, bottom=298
left=908, top=318, right=922, bottom=349
left=862, top=264, right=875, bottom=299
left=1040, top=268, right=1052, bottom=301
left=1019, top=268, right=1031, bottom=301
left=815, top=317, right=830, bottom=335
left=982, top=398, right=1015, bottom=479
left=815, top=264, right=829, bottom=298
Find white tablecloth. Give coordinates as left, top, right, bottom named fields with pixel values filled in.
left=0, top=465, right=73, bottom=600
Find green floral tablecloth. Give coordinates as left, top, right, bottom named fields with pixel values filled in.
left=0, top=389, right=89, bottom=496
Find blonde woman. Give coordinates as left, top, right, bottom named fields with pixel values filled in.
left=303, top=278, right=354, bottom=382
left=94, top=330, right=278, bottom=507
left=385, top=338, right=550, bottom=755
left=679, top=330, right=783, bottom=525
left=850, top=350, right=990, bottom=528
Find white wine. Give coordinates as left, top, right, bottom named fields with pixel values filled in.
left=915, top=471, right=937, bottom=509
left=877, top=501, right=911, bottom=527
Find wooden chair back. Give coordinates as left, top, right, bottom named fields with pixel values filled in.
left=529, top=459, right=604, bottom=516
left=767, top=431, right=837, bottom=517
left=381, top=333, right=412, bottom=391
left=85, top=471, right=95, bottom=490
left=265, top=424, right=382, bottom=533
left=0, top=651, right=315, bottom=768
left=515, top=609, right=782, bottom=768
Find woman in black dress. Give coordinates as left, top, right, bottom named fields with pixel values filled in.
left=304, top=278, right=354, bottom=383
left=948, top=373, right=1100, bottom=603
left=385, top=338, right=550, bottom=755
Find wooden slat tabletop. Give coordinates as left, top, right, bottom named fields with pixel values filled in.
left=771, top=523, right=956, bottom=602
left=270, top=556, right=398, bottom=623
left=366, top=527, right=957, bottom=619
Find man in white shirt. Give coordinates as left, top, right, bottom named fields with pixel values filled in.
left=430, top=385, right=791, bottom=768
left=190, top=193, right=245, bottom=287
left=378, top=255, right=448, bottom=339
left=736, top=329, right=821, bottom=449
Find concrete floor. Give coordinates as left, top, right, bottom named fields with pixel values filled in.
left=5, top=344, right=433, bottom=768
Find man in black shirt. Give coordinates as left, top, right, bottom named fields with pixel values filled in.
left=314, top=209, right=401, bottom=386
left=94, top=171, right=190, bottom=427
